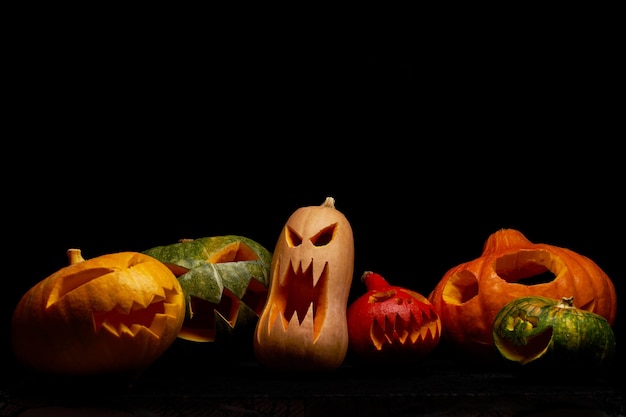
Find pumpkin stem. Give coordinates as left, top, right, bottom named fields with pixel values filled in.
left=67, top=248, right=86, bottom=265
left=482, top=228, right=534, bottom=256
left=321, top=196, right=336, bottom=209
left=361, top=271, right=391, bottom=291
left=557, top=296, right=575, bottom=309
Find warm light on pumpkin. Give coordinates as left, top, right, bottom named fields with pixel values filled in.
left=254, top=196, right=355, bottom=371
left=11, top=250, right=186, bottom=376
left=428, top=228, right=617, bottom=360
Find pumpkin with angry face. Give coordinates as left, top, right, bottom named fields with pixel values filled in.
left=254, top=197, right=355, bottom=371
left=143, top=235, right=271, bottom=344
left=347, top=271, right=442, bottom=364
left=11, top=249, right=185, bottom=376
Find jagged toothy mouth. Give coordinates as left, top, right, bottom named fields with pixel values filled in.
left=370, top=309, right=441, bottom=350
left=92, top=288, right=181, bottom=338
left=266, top=257, right=329, bottom=339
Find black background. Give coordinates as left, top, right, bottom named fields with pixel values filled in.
left=3, top=11, right=623, bottom=378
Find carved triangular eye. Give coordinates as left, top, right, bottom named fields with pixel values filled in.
left=310, top=223, right=337, bottom=246
left=286, top=226, right=303, bottom=247
left=207, top=241, right=260, bottom=263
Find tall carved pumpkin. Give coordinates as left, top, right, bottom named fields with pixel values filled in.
left=11, top=249, right=185, bottom=376
left=428, top=228, right=617, bottom=360
left=254, top=197, right=355, bottom=371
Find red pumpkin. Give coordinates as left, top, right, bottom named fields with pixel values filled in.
left=347, top=271, right=442, bottom=363
left=428, top=228, right=617, bottom=360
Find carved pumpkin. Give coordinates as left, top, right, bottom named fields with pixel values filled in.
left=11, top=249, right=185, bottom=376
left=142, top=235, right=271, bottom=343
left=428, top=228, right=617, bottom=360
left=493, top=295, right=616, bottom=371
left=254, top=197, right=355, bottom=371
left=347, top=271, right=442, bottom=363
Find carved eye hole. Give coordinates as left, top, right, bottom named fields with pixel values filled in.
left=310, top=224, right=337, bottom=246
left=286, top=227, right=303, bottom=247
left=207, top=241, right=260, bottom=263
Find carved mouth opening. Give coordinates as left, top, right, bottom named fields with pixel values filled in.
left=92, top=288, right=181, bottom=338
left=267, top=259, right=329, bottom=340
left=370, top=299, right=440, bottom=350
left=495, top=312, right=552, bottom=364
left=178, top=278, right=269, bottom=342
left=159, top=240, right=270, bottom=343
left=46, top=258, right=183, bottom=339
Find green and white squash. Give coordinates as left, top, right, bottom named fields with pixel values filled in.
left=143, top=235, right=271, bottom=344
left=492, top=295, right=615, bottom=370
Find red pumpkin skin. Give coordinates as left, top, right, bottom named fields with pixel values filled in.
left=347, top=271, right=442, bottom=363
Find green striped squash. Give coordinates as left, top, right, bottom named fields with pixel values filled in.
left=492, top=295, right=615, bottom=370
left=143, top=235, right=271, bottom=344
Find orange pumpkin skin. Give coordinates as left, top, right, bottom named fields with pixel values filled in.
left=254, top=197, right=355, bottom=371
left=11, top=250, right=186, bottom=375
left=427, top=229, right=617, bottom=360
left=347, top=271, right=442, bottom=363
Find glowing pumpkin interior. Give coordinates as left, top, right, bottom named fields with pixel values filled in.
left=368, top=290, right=441, bottom=350
left=264, top=222, right=339, bottom=341
left=442, top=250, right=596, bottom=312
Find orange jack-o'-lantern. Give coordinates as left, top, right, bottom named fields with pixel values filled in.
left=428, top=228, right=617, bottom=360
left=11, top=249, right=185, bottom=376
left=254, top=197, right=355, bottom=371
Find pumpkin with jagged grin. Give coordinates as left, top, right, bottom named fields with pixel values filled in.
left=143, top=235, right=272, bottom=345
left=347, top=271, right=442, bottom=364
left=11, top=249, right=185, bottom=376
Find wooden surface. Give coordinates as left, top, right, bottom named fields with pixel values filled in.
left=2, top=348, right=623, bottom=417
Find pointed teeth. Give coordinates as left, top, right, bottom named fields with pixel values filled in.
left=370, top=311, right=441, bottom=347
left=150, top=313, right=169, bottom=336
left=285, top=303, right=314, bottom=332
left=282, top=258, right=328, bottom=287
left=310, top=258, right=328, bottom=287
left=163, top=302, right=180, bottom=316
left=102, top=321, right=120, bottom=336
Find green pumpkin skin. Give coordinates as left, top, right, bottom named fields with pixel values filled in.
left=492, top=296, right=616, bottom=371
left=143, top=235, right=272, bottom=344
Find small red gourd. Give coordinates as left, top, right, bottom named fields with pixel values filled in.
left=347, top=271, right=442, bottom=363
